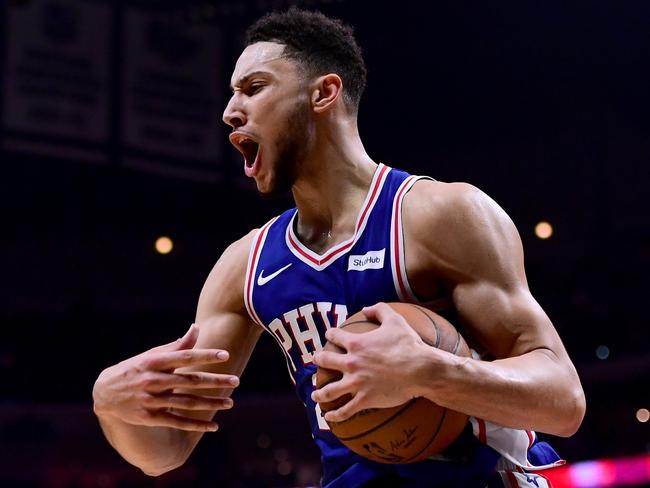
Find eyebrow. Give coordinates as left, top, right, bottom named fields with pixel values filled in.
left=229, top=71, right=273, bottom=92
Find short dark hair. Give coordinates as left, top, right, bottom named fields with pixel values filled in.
left=245, top=7, right=367, bottom=113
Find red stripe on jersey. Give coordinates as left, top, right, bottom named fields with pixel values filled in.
left=355, top=163, right=389, bottom=235
left=287, top=164, right=389, bottom=267
left=246, top=220, right=274, bottom=326
left=526, top=430, right=534, bottom=449
left=392, top=176, right=416, bottom=302
left=287, top=229, right=321, bottom=265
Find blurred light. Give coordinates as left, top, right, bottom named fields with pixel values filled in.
left=155, top=236, right=173, bottom=254
left=571, top=460, right=615, bottom=486
left=274, top=447, right=289, bottom=462
left=535, top=221, right=553, bottom=239
left=637, top=408, right=650, bottom=423
left=277, top=460, right=292, bottom=476
left=596, top=345, right=610, bottom=360
left=545, top=453, right=650, bottom=487
left=256, top=433, right=271, bottom=448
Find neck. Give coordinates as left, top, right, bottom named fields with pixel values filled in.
left=291, top=118, right=377, bottom=250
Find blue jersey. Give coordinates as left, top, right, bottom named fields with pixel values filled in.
left=243, top=164, right=563, bottom=487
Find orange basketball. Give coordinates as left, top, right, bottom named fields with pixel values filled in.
left=316, top=302, right=471, bottom=464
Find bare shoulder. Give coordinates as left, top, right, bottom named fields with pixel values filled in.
left=403, top=179, right=508, bottom=228
left=402, top=179, right=525, bottom=284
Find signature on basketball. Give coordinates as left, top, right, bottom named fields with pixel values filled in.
left=389, top=426, right=418, bottom=452
left=362, top=442, right=404, bottom=463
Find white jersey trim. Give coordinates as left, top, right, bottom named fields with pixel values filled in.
left=390, top=175, right=428, bottom=303
left=470, top=417, right=565, bottom=471
left=244, top=217, right=297, bottom=383
left=390, top=174, right=454, bottom=311
left=285, top=163, right=391, bottom=271
left=244, top=218, right=276, bottom=328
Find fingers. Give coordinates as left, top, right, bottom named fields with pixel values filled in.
left=141, top=409, right=220, bottom=432
left=143, top=371, right=240, bottom=392
left=150, top=323, right=200, bottom=353
left=324, top=327, right=355, bottom=351
left=174, top=371, right=240, bottom=388
left=146, top=393, right=234, bottom=411
left=312, top=350, right=351, bottom=373
left=311, top=377, right=355, bottom=405
left=323, top=394, right=364, bottom=423
left=145, top=349, right=230, bottom=371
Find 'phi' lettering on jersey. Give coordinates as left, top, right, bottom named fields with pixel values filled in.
left=274, top=302, right=348, bottom=367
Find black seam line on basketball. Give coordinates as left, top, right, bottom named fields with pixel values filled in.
left=338, top=319, right=380, bottom=330
left=402, top=408, right=448, bottom=463
left=411, top=304, right=441, bottom=349
left=411, top=304, right=461, bottom=355
left=451, top=330, right=461, bottom=355
left=334, top=398, right=418, bottom=441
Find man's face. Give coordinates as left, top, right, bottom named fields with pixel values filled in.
left=223, top=42, right=313, bottom=195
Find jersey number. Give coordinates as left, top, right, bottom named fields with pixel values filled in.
left=312, top=372, right=330, bottom=431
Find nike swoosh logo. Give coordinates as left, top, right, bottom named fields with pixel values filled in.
left=257, top=263, right=292, bottom=286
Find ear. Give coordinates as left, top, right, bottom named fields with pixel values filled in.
left=311, top=74, right=343, bottom=113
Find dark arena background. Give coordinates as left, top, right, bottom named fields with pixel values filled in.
left=1, top=0, right=649, bottom=487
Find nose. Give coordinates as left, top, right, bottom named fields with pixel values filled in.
left=222, top=95, right=246, bottom=129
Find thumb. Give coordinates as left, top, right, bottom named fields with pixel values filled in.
left=175, top=322, right=200, bottom=350
left=151, top=323, right=200, bottom=352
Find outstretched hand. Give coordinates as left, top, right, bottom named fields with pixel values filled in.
left=93, top=323, right=239, bottom=432
left=311, top=302, right=438, bottom=423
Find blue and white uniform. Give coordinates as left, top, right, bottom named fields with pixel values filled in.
left=244, top=164, right=563, bottom=487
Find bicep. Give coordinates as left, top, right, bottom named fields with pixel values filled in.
left=447, top=196, right=556, bottom=358
left=453, top=280, right=564, bottom=360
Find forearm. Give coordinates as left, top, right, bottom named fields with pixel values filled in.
left=415, top=347, right=585, bottom=436
left=95, top=410, right=195, bottom=476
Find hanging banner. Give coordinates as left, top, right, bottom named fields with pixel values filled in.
left=2, top=0, right=111, bottom=161
left=121, top=6, right=222, bottom=178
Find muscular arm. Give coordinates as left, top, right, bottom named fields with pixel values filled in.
left=93, top=231, right=262, bottom=475
left=403, top=181, right=585, bottom=436
left=313, top=181, right=585, bottom=437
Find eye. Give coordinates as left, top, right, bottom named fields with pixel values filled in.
left=249, top=83, right=265, bottom=95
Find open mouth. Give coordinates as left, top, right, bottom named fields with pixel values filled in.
left=230, top=132, right=260, bottom=169
left=240, top=139, right=259, bottom=168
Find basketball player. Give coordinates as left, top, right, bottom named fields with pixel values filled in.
left=92, top=8, right=585, bottom=487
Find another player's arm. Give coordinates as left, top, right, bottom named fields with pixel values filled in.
left=403, top=181, right=586, bottom=436
left=92, top=231, right=262, bottom=475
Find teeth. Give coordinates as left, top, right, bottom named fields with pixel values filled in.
left=234, top=134, right=254, bottom=145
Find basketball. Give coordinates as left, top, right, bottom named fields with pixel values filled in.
left=315, top=302, right=471, bottom=464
